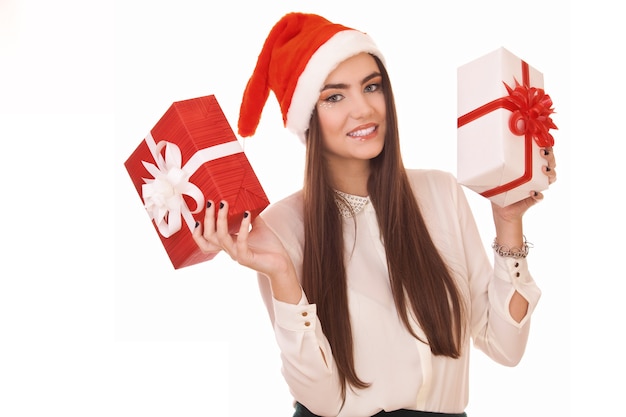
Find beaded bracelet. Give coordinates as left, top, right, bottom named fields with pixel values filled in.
left=491, top=236, right=532, bottom=259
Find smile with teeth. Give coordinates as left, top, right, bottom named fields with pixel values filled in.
left=347, top=125, right=377, bottom=139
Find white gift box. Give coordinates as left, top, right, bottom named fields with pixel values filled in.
left=457, top=47, right=556, bottom=207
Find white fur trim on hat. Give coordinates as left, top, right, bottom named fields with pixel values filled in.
left=285, top=30, right=385, bottom=142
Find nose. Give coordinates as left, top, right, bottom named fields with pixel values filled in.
left=349, top=92, right=374, bottom=120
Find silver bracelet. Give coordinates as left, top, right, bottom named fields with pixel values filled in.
left=491, top=236, right=532, bottom=259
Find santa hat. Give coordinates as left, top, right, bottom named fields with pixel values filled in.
left=238, top=12, right=384, bottom=142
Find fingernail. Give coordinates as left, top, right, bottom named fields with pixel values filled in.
left=243, top=211, right=249, bottom=218
left=219, top=201, right=224, bottom=209
left=195, top=221, right=200, bottom=228
left=207, top=201, right=212, bottom=208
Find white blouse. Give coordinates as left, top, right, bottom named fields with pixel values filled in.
left=256, top=169, right=541, bottom=416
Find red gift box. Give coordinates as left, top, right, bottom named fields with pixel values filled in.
left=124, top=95, right=270, bottom=269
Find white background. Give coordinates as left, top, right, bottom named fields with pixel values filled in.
left=0, top=0, right=621, bottom=416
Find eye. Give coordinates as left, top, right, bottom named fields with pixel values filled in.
left=364, top=83, right=381, bottom=93
left=324, top=93, right=343, bottom=103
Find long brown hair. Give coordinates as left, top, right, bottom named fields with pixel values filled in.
left=301, top=55, right=465, bottom=398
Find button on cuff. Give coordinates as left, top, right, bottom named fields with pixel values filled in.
left=494, top=255, right=531, bottom=284
left=273, top=298, right=317, bottom=331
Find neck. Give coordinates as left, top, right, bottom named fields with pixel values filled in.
left=328, top=160, right=370, bottom=197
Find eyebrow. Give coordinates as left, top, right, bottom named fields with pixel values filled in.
left=320, top=71, right=382, bottom=92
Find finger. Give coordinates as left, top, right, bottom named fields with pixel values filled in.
left=540, top=147, right=556, bottom=169
left=542, top=164, right=557, bottom=184
left=191, top=219, right=207, bottom=248
left=202, top=200, right=216, bottom=240
left=530, top=190, right=544, bottom=202
left=235, top=211, right=252, bottom=261
left=192, top=218, right=219, bottom=254
left=519, top=190, right=543, bottom=211
left=539, top=148, right=557, bottom=183
left=215, top=200, right=235, bottom=256
left=238, top=211, right=252, bottom=240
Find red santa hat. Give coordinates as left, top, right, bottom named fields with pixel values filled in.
left=238, top=12, right=385, bottom=142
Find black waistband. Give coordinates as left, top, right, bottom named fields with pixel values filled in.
left=294, top=402, right=467, bottom=417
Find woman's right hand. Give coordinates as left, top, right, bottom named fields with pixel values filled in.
left=192, top=201, right=301, bottom=303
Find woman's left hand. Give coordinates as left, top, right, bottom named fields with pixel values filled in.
left=491, top=146, right=557, bottom=224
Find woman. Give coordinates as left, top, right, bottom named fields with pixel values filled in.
left=193, top=12, right=557, bottom=417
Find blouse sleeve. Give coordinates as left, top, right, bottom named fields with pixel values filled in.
left=256, top=194, right=345, bottom=415
left=270, top=290, right=344, bottom=413
left=452, top=175, right=542, bottom=366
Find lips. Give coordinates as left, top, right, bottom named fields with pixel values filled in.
left=347, top=124, right=377, bottom=139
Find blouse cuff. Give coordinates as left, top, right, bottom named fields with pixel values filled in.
left=272, top=289, right=318, bottom=332
left=493, top=255, right=542, bottom=327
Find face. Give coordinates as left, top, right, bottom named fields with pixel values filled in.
left=316, top=52, right=386, bottom=170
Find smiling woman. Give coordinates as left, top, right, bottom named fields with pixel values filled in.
left=190, top=11, right=558, bottom=417
left=316, top=53, right=387, bottom=194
